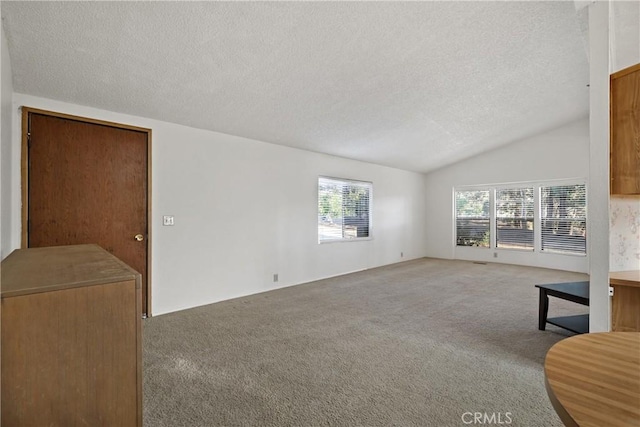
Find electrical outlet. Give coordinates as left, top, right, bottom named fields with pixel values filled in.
left=273, top=273, right=278, bottom=283
left=608, top=286, right=614, bottom=297
left=493, top=252, right=498, bottom=258
left=163, top=215, right=175, bottom=226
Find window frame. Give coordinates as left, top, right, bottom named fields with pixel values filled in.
left=495, top=186, right=535, bottom=251
left=455, top=189, right=491, bottom=248
left=318, top=176, right=373, bottom=244
left=453, top=180, right=587, bottom=256
left=540, top=183, right=587, bottom=255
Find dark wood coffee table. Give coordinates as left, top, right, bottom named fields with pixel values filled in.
left=535, top=281, right=589, bottom=334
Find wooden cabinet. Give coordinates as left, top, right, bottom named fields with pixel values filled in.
left=610, top=270, right=640, bottom=332
left=1, top=244, right=142, bottom=426
left=610, top=63, right=640, bottom=194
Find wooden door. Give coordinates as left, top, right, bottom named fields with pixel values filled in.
left=24, top=109, right=151, bottom=316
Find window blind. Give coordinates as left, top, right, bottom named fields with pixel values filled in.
left=455, top=190, right=490, bottom=247
left=318, top=177, right=371, bottom=242
left=495, top=188, right=534, bottom=250
left=541, top=184, right=586, bottom=254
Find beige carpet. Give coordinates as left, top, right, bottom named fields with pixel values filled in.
left=143, top=258, right=588, bottom=426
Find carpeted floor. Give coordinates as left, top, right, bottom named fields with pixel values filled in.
left=143, top=258, right=588, bottom=427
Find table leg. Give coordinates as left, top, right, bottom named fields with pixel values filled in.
left=539, top=288, right=549, bottom=331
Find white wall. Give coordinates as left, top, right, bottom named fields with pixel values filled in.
left=611, top=0, right=640, bottom=73
left=424, top=118, right=589, bottom=273
left=588, top=1, right=610, bottom=333
left=9, top=93, right=428, bottom=315
left=1, top=22, right=14, bottom=260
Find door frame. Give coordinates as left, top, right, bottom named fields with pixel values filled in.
left=21, top=107, right=153, bottom=316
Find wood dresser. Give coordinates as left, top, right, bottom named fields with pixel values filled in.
left=1, top=244, right=142, bottom=426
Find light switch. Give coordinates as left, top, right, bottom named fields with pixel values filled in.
left=163, top=215, right=175, bottom=226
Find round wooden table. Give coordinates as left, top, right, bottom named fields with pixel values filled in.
left=544, top=332, right=640, bottom=427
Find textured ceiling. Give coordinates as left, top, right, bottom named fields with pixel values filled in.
left=1, top=1, right=589, bottom=173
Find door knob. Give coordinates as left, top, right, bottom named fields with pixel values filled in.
left=134, top=234, right=144, bottom=242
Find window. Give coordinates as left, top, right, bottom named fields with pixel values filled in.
left=454, top=181, right=587, bottom=256
left=541, top=184, right=586, bottom=254
left=318, top=177, right=371, bottom=242
left=495, top=188, right=534, bottom=250
left=455, top=190, right=490, bottom=247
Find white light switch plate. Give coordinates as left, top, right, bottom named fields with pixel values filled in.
left=163, top=215, right=175, bottom=226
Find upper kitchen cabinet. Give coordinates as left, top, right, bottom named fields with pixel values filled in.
left=611, top=63, right=640, bottom=195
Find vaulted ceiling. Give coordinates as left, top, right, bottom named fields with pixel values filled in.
left=1, top=1, right=589, bottom=173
